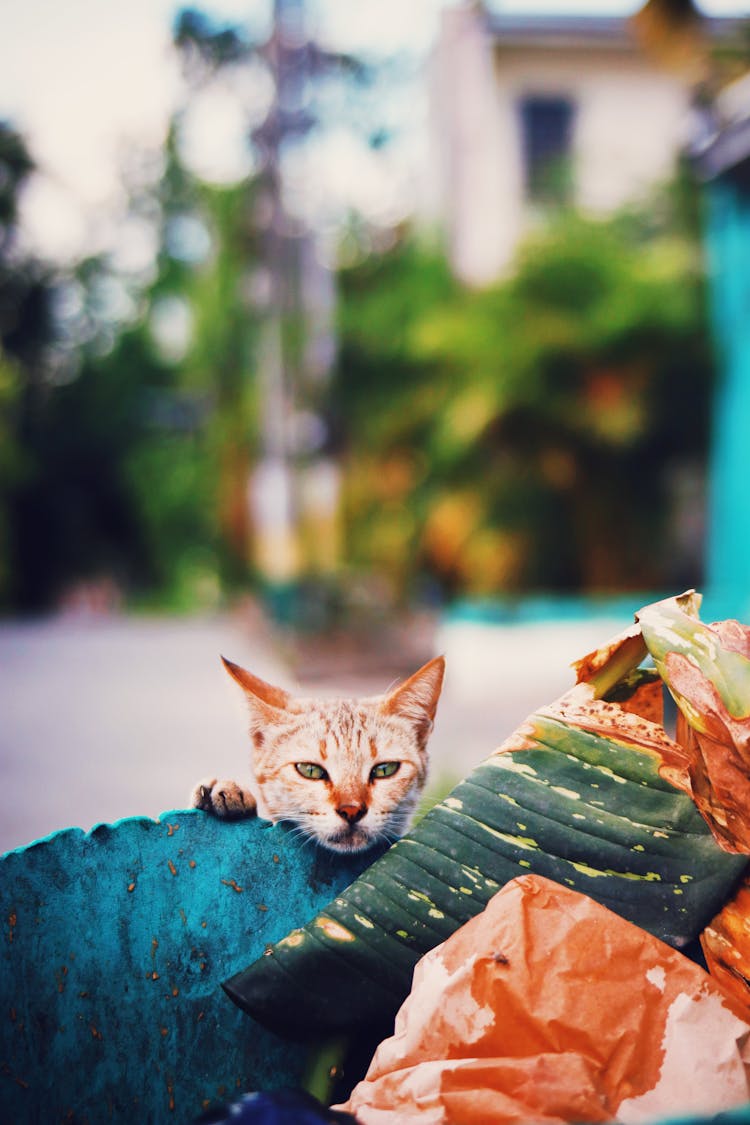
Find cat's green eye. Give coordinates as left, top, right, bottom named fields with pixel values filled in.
left=295, top=762, right=329, bottom=781
left=370, top=761, right=400, bottom=781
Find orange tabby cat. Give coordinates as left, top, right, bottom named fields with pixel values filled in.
left=192, top=655, right=445, bottom=853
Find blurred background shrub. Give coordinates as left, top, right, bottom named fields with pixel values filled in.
left=335, top=186, right=712, bottom=602
left=0, top=0, right=741, bottom=620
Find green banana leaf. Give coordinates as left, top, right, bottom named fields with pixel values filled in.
left=223, top=594, right=749, bottom=1040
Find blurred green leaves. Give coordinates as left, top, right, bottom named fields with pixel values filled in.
left=0, top=85, right=716, bottom=615
left=0, top=347, right=23, bottom=603
left=335, top=193, right=713, bottom=600
left=0, top=113, right=259, bottom=612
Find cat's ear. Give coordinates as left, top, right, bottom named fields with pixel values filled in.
left=221, top=657, right=291, bottom=714
left=382, top=655, right=445, bottom=741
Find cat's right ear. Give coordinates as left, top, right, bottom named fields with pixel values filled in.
left=221, top=657, right=291, bottom=713
left=382, top=655, right=445, bottom=744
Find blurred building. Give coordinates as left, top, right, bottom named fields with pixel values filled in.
left=430, top=3, right=735, bottom=286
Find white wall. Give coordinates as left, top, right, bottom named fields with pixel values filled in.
left=431, top=9, right=693, bottom=285
left=506, top=49, right=689, bottom=213
left=431, top=5, right=521, bottom=287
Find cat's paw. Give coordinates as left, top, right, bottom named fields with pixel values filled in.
left=191, top=777, right=257, bottom=819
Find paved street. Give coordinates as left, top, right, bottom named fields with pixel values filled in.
left=0, top=606, right=631, bottom=854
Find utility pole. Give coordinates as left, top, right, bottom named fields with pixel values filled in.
left=249, top=0, right=341, bottom=619
left=250, top=0, right=309, bottom=602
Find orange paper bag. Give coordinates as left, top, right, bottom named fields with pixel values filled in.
left=341, top=876, right=750, bottom=1125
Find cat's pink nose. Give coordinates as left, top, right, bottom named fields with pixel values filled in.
left=336, top=803, right=367, bottom=825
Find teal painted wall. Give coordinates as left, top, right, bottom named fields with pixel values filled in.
left=704, top=176, right=750, bottom=620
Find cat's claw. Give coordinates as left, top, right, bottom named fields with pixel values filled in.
left=191, top=777, right=257, bottom=820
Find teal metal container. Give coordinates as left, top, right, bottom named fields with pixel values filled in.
left=0, top=810, right=377, bottom=1123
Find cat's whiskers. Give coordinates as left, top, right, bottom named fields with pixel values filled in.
left=278, top=821, right=319, bottom=848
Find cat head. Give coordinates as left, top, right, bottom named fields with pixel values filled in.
left=223, top=655, right=445, bottom=853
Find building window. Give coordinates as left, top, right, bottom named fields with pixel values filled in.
left=519, top=95, right=575, bottom=205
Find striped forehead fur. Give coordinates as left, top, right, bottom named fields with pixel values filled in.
left=259, top=696, right=421, bottom=745
left=249, top=688, right=431, bottom=751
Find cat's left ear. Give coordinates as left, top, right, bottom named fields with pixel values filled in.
left=221, top=657, right=291, bottom=712
left=382, top=655, right=445, bottom=742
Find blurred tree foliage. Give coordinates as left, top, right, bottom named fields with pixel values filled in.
left=0, top=39, right=716, bottom=615
left=117, top=128, right=261, bottom=605
left=334, top=185, right=714, bottom=601
left=0, top=2, right=373, bottom=614
left=0, top=110, right=260, bottom=612
left=0, top=121, right=60, bottom=609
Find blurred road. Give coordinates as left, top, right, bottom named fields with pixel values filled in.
left=0, top=607, right=631, bottom=854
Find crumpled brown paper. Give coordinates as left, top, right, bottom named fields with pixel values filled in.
left=702, top=873, right=750, bottom=1021
left=340, top=876, right=750, bottom=1125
